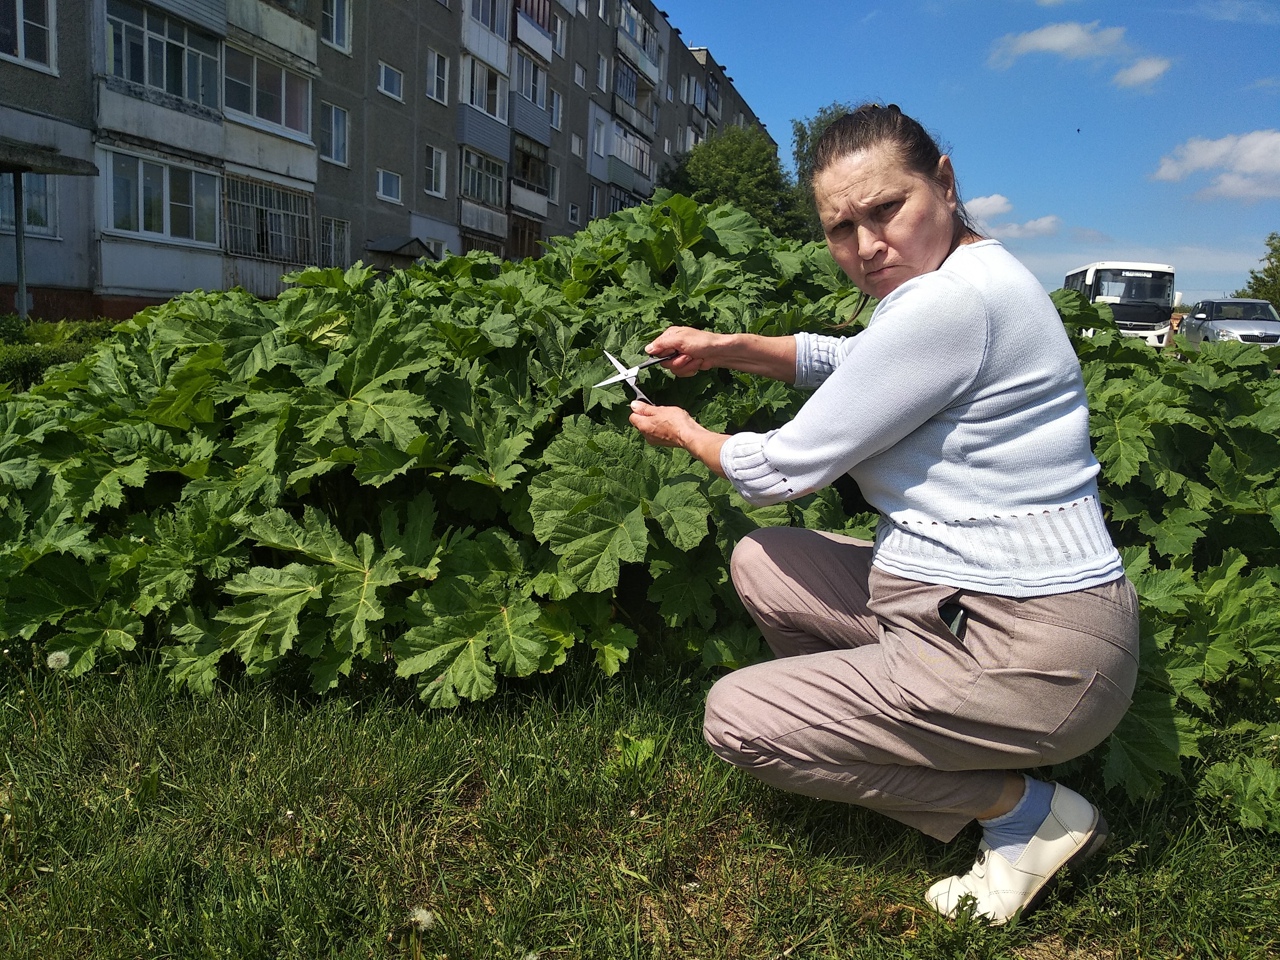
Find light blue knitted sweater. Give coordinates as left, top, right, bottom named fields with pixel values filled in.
left=719, top=240, right=1124, bottom=597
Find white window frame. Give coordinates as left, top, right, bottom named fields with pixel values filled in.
left=595, top=53, right=607, bottom=91
left=224, top=46, right=312, bottom=138
left=515, top=50, right=545, bottom=109
left=592, top=119, right=605, bottom=157
left=589, top=183, right=599, bottom=218
left=107, top=0, right=218, bottom=107
left=460, top=147, right=506, bottom=208
left=105, top=149, right=220, bottom=247
left=319, top=216, right=350, bottom=267
left=318, top=101, right=348, bottom=166
left=378, top=61, right=405, bottom=101
left=1, top=0, right=55, bottom=72
left=0, top=172, right=57, bottom=237
left=568, top=201, right=580, bottom=225
left=570, top=133, right=583, bottom=158
left=469, top=0, right=509, bottom=40
left=461, top=56, right=509, bottom=122
left=425, top=145, right=447, bottom=198
left=666, top=82, right=673, bottom=102
left=426, top=47, right=449, bottom=104
left=547, top=164, right=559, bottom=205
left=551, top=13, right=565, bottom=56
left=575, top=0, right=586, bottom=15
left=548, top=87, right=562, bottom=130
left=320, top=0, right=351, bottom=53
left=377, top=169, right=403, bottom=204
left=573, top=61, right=585, bottom=88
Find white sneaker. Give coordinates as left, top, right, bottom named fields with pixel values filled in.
left=924, top=782, right=1108, bottom=925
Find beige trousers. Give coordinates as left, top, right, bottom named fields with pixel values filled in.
left=703, top=527, right=1139, bottom=841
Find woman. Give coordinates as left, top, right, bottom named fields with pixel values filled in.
left=628, top=103, right=1138, bottom=925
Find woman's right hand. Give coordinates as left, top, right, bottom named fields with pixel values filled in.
left=644, top=327, right=728, bottom=378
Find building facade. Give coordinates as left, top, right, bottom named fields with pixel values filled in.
left=1, top=0, right=771, bottom=318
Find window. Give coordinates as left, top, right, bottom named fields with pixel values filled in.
left=592, top=120, right=605, bottom=156
left=570, top=133, right=583, bottom=157
left=508, top=213, right=541, bottom=260
left=595, top=53, right=607, bottom=90
left=707, top=74, right=720, bottom=110
left=512, top=135, right=548, bottom=194
left=573, top=62, right=585, bottom=87
left=462, top=56, right=508, bottom=121
left=461, top=148, right=505, bottom=208
left=320, top=0, right=350, bottom=52
left=547, top=164, right=559, bottom=204
left=663, top=136, right=670, bottom=155
left=514, top=51, right=545, bottom=108
left=224, top=47, right=311, bottom=135
left=614, top=59, right=637, bottom=105
left=1, top=0, right=53, bottom=69
left=319, top=216, right=350, bottom=267
left=378, top=62, right=404, bottom=100
left=516, top=0, right=550, bottom=30
left=106, top=0, right=218, bottom=107
left=425, top=145, right=446, bottom=197
left=618, top=1, right=658, bottom=62
left=608, top=185, right=632, bottom=214
left=665, top=83, right=673, bottom=102
left=318, top=102, right=348, bottom=165
left=377, top=169, right=402, bottom=203
left=568, top=202, right=580, bottom=225
left=426, top=48, right=449, bottom=103
left=108, top=152, right=218, bottom=244
left=0, top=172, right=56, bottom=236
left=612, top=122, right=650, bottom=176
left=548, top=88, right=562, bottom=129
left=422, top=238, right=445, bottom=261
left=551, top=13, right=565, bottom=56
left=588, top=183, right=599, bottom=218
left=469, top=0, right=508, bottom=39
left=575, top=0, right=586, bottom=15
left=597, top=0, right=607, bottom=21
left=224, top=175, right=313, bottom=263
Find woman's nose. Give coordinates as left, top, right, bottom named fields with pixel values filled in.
left=857, top=224, right=882, bottom=260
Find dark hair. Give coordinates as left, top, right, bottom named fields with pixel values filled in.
left=813, top=103, right=981, bottom=322
left=815, top=103, right=980, bottom=237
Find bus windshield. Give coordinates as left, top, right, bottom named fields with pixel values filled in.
left=1095, top=269, right=1175, bottom=306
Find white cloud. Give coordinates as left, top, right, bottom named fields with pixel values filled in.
left=1114, top=57, right=1172, bottom=88
left=967, top=194, right=1014, bottom=220
left=989, top=21, right=1127, bottom=69
left=1195, top=1, right=1280, bottom=24
left=987, top=216, right=1064, bottom=240
left=1154, top=130, right=1280, bottom=200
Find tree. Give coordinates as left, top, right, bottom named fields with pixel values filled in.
left=656, top=125, right=807, bottom=240
left=790, top=101, right=855, bottom=241
left=1233, top=232, right=1280, bottom=309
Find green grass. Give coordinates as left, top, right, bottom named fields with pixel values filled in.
left=2, top=652, right=1278, bottom=959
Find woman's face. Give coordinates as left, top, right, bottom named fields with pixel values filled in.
left=814, top=145, right=959, bottom=300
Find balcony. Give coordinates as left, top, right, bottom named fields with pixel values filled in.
left=510, top=181, right=549, bottom=219
left=615, top=27, right=660, bottom=85
left=516, top=11, right=554, bottom=62
left=612, top=94, right=655, bottom=140
left=462, top=17, right=510, bottom=74
left=460, top=199, right=508, bottom=238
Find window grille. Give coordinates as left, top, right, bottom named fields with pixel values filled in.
left=224, top=176, right=314, bottom=264
left=319, top=217, right=349, bottom=267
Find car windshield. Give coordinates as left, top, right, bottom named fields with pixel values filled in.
left=1095, top=269, right=1175, bottom=305
left=1211, top=302, right=1280, bottom=321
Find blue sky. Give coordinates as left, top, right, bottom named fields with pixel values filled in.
left=657, top=0, right=1280, bottom=301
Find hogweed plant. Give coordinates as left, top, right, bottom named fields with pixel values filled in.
left=1, top=194, right=1278, bottom=832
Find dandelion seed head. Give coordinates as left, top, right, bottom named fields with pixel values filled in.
left=408, top=907, right=436, bottom=931
left=46, top=650, right=71, bottom=671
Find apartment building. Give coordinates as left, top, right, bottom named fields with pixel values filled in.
left=1, top=0, right=770, bottom=319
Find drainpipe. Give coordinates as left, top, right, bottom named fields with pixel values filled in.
left=12, top=171, right=27, bottom=320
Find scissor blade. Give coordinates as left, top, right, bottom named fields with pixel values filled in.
left=594, top=350, right=642, bottom=388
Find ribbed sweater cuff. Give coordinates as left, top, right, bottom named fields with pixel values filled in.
left=794, top=332, right=843, bottom=390
left=720, top=431, right=795, bottom=505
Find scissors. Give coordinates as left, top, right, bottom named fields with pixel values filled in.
left=593, top=351, right=678, bottom=404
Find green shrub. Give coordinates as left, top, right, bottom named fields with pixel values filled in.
left=0, top=312, right=30, bottom=345
left=0, top=319, right=113, bottom=389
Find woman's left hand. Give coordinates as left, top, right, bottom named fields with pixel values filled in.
left=629, top=400, right=697, bottom=447
left=629, top=401, right=728, bottom=476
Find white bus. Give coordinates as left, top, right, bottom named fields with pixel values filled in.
left=1062, top=261, right=1180, bottom=348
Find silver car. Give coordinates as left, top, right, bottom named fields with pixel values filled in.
left=1180, top=298, right=1280, bottom=348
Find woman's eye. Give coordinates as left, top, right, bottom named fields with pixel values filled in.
left=876, top=201, right=900, bottom=217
